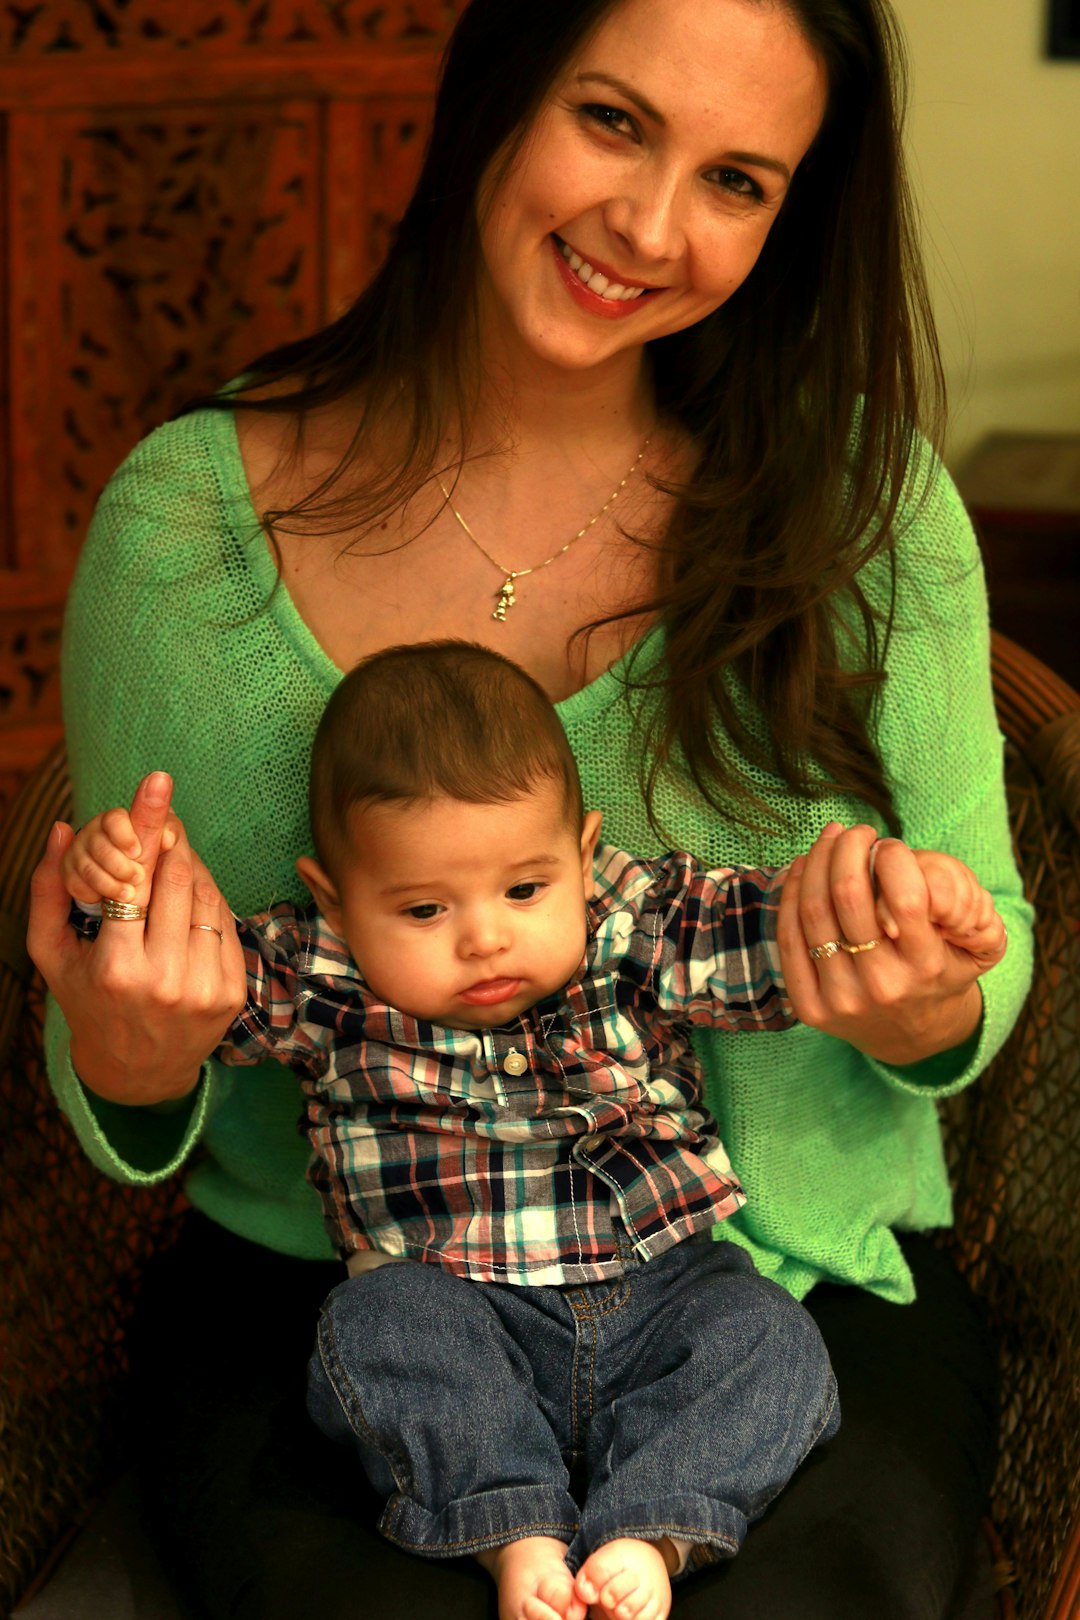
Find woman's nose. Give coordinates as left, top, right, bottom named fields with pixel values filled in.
left=605, top=166, right=685, bottom=266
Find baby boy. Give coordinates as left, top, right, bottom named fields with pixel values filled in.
left=64, top=640, right=1004, bottom=1620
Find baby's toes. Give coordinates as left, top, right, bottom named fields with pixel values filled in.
left=523, top=1566, right=582, bottom=1620
left=577, top=1558, right=639, bottom=1615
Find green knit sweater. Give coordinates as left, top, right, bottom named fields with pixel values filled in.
left=48, top=406, right=1033, bottom=1303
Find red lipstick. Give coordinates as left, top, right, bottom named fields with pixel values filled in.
left=549, top=236, right=659, bottom=321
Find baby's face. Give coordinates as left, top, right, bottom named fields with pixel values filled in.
left=319, top=782, right=602, bottom=1029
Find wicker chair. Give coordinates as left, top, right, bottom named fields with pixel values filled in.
left=1, top=632, right=1078, bottom=1620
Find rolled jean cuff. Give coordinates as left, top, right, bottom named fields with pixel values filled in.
left=568, top=1495, right=743, bottom=1574
left=378, top=1481, right=579, bottom=1558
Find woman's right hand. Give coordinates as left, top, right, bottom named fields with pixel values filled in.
left=27, top=771, right=247, bottom=1105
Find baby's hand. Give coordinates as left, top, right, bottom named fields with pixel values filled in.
left=60, top=806, right=180, bottom=905
left=880, top=844, right=1006, bottom=966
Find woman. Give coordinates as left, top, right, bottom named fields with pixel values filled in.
left=29, top=0, right=1031, bottom=1615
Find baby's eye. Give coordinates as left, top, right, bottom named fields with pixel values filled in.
left=506, top=882, right=545, bottom=902
left=404, top=903, right=443, bottom=920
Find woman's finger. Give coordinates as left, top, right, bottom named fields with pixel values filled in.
left=796, top=822, right=846, bottom=957
left=826, top=824, right=883, bottom=954
left=28, top=821, right=86, bottom=975
left=125, top=771, right=175, bottom=906
left=777, top=855, right=825, bottom=1022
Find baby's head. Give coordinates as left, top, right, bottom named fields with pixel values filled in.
left=296, top=641, right=602, bottom=1029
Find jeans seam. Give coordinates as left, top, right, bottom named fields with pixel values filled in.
left=318, top=1310, right=414, bottom=1501
left=380, top=1518, right=578, bottom=1555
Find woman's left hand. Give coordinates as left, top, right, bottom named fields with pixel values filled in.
left=778, top=823, right=986, bottom=1067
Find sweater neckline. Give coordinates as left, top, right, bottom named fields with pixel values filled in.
left=210, top=404, right=665, bottom=724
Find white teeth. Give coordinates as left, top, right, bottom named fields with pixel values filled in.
left=558, top=238, right=648, bottom=300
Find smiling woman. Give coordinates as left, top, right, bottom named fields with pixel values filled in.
left=27, top=0, right=1031, bottom=1617
left=476, top=0, right=827, bottom=370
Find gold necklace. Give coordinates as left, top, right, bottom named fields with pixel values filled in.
left=436, top=437, right=651, bottom=621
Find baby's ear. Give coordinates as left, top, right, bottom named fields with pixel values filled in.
left=295, top=855, right=342, bottom=928
left=580, top=810, right=603, bottom=898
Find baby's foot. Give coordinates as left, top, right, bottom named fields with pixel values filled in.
left=477, top=1536, right=586, bottom=1620
left=573, top=1537, right=676, bottom=1620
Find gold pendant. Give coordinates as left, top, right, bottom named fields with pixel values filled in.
left=492, top=577, right=517, bottom=622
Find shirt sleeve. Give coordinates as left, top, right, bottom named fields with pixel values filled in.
left=221, top=907, right=331, bottom=1080
left=650, top=854, right=795, bottom=1031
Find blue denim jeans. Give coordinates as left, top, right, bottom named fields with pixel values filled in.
left=306, top=1233, right=839, bottom=1573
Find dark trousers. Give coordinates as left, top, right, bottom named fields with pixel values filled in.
left=128, top=1213, right=997, bottom=1620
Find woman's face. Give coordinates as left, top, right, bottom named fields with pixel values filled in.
left=477, top=0, right=827, bottom=379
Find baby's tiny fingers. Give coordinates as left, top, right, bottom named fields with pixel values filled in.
left=100, top=806, right=142, bottom=858
left=84, top=829, right=145, bottom=888
left=73, top=851, right=140, bottom=902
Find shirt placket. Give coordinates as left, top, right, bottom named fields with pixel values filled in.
left=473, top=1024, right=537, bottom=1107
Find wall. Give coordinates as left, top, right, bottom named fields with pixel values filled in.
left=899, top=0, right=1080, bottom=467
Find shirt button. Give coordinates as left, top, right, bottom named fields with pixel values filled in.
left=502, top=1047, right=528, bottom=1076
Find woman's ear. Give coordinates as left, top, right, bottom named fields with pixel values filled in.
left=295, top=855, right=343, bottom=932
left=580, top=810, right=603, bottom=898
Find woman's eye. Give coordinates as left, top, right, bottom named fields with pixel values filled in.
left=507, top=882, right=544, bottom=902
left=581, top=103, right=637, bottom=140
left=404, top=903, right=442, bottom=920
left=709, top=167, right=762, bottom=200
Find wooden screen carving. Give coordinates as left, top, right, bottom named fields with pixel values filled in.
left=0, top=0, right=460, bottom=803
left=12, top=104, right=322, bottom=568
left=1, top=1, right=458, bottom=53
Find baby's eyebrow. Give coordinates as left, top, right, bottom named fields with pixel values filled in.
left=379, top=854, right=563, bottom=897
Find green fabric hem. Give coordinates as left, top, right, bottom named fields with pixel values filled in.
left=46, top=998, right=215, bottom=1183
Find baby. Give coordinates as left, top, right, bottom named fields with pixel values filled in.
left=64, top=641, right=1005, bottom=1620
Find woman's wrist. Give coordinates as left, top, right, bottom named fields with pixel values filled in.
left=70, top=1039, right=203, bottom=1107
left=858, top=980, right=984, bottom=1069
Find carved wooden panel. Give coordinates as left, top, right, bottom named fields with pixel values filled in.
left=326, top=97, right=431, bottom=312
left=0, top=577, right=65, bottom=819
left=0, top=1, right=459, bottom=55
left=9, top=102, right=322, bottom=573
left=0, top=1, right=453, bottom=791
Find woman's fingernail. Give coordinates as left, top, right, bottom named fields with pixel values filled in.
left=144, top=771, right=170, bottom=803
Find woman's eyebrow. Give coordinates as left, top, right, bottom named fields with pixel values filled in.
left=574, top=70, right=792, bottom=184
left=575, top=70, right=666, bottom=125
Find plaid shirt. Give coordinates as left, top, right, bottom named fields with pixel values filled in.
left=221, top=844, right=794, bottom=1286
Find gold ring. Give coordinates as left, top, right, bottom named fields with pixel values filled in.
left=101, top=898, right=149, bottom=922
left=840, top=937, right=881, bottom=954
left=190, top=923, right=224, bottom=943
left=808, top=939, right=842, bottom=961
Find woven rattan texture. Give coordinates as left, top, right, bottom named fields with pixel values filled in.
left=941, top=721, right=1080, bottom=1618
left=0, top=748, right=188, bottom=1615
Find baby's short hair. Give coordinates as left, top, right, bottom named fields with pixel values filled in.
left=309, top=640, right=584, bottom=872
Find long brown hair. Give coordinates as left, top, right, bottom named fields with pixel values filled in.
left=191, top=0, right=945, bottom=838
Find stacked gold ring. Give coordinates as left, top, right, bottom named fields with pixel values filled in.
left=809, top=936, right=882, bottom=960
left=100, top=898, right=149, bottom=922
